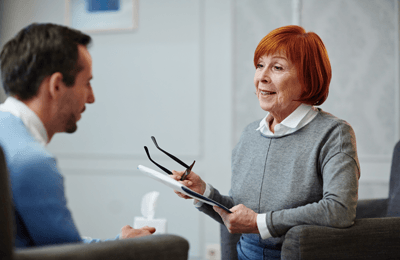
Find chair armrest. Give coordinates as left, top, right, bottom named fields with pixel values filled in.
left=356, top=198, right=388, bottom=218
left=14, top=234, right=189, bottom=260
left=281, top=217, right=400, bottom=260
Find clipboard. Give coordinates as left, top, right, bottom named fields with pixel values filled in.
left=137, top=165, right=232, bottom=213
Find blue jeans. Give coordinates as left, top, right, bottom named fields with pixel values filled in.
left=237, top=234, right=281, bottom=260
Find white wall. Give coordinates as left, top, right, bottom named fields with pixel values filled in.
left=1, top=1, right=399, bottom=259
left=0, top=1, right=232, bottom=259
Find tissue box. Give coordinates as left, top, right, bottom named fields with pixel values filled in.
left=133, top=217, right=167, bottom=234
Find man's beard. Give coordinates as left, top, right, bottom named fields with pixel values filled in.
left=65, top=114, right=78, bottom=133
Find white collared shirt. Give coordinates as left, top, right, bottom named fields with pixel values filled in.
left=0, top=96, right=48, bottom=146
left=256, top=103, right=318, bottom=137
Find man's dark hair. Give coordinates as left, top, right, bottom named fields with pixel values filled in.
left=0, top=23, right=91, bottom=100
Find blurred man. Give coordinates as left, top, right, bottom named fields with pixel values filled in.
left=0, top=23, right=155, bottom=248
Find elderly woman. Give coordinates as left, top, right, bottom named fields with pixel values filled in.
left=173, top=25, right=360, bottom=260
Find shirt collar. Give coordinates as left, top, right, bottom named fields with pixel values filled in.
left=256, top=104, right=316, bottom=137
left=0, top=96, right=48, bottom=146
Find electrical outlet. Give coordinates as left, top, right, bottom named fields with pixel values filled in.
left=206, top=244, right=221, bottom=260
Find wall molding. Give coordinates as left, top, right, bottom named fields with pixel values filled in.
left=292, top=0, right=303, bottom=26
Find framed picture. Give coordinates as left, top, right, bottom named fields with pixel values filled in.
left=65, top=0, right=138, bottom=33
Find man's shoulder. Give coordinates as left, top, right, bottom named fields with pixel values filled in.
left=0, top=111, right=32, bottom=139
left=0, top=112, right=55, bottom=175
left=7, top=145, right=60, bottom=192
left=0, top=111, right=45, bottom=148
left=0, top=110, right=21, bottom=121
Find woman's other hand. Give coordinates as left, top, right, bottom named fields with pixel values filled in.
left=213, top=204, right=259, bottom=234
left=171, top=170, right=206, bottom=199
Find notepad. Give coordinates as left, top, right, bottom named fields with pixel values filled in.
left=137, top=165, right=232, bottom=213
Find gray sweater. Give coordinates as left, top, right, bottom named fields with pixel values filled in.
left=198, top=109, right=360, bottom=244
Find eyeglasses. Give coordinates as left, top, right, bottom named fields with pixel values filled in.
left=144, top=136, right=195, bottom=181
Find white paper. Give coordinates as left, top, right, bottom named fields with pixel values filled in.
left=137, top=165, right=231, bottom=213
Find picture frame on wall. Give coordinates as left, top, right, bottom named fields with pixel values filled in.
left=65, top=0, right=138, bottom=33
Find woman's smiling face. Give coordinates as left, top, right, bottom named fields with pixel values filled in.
left=254, top=52, right=303, bottom=122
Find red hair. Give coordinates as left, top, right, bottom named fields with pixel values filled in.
left=254, top=25, right=331, bottom=105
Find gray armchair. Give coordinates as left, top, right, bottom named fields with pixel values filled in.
left=221, top=141, right=400, bottom=260
left=0, top=147, right=189, bottom=260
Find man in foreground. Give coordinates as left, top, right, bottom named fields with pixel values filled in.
left=0, top=23, right=155, bottom=248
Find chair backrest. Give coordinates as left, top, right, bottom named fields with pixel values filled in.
left=0, top=146, right=13, bottom=260
left=387, top=140, right=400, bottom=217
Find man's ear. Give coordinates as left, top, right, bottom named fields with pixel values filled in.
left=48, top=72, right=64, bottom=99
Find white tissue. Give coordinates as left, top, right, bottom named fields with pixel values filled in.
left=141, top=191, right=159, bottom=219
left=134, top=191, right=167, bottom=234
